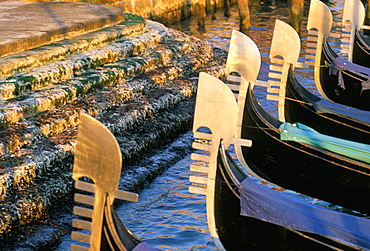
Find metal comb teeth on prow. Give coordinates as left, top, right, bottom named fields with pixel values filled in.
left=189, top=131, right=212, bottom=196
left=70, top=112, right=138, bottom=251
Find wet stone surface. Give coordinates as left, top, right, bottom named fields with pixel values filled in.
left=0, top=13, right=227, bottom=250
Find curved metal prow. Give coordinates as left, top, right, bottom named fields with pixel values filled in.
left=343, top=0, right=365, bottom=34
left=267, top=19, right=301, bottom=122
left=342, top=0, right=365, bottom=61
left=307, top=0, right=333, bottom=40
left=190, top=72, right=251, bottom=251
left=192, top=72, right=239, bottom=148
left=270, top=20, right=301, bottom=66
left=224, top=30, right=263, bottom=148
left=226, top=30, right=261, bottom=89
left=307, top=0, right=334, bottom=99
left=71, top=113, right=138, bottom=251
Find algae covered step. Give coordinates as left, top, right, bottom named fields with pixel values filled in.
left=0, top=11, right=227, bottom=246
left=0, top=27, right=213, bottom=156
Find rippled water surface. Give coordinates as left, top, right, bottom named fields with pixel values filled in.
left=118, top=155, right=216, bottom=250
left=169, top=2, right=291, bottom=84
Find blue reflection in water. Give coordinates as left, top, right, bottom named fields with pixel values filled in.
left=117, top=153, right=217, bottom=250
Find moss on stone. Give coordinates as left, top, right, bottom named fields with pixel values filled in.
left=15, top=76, right=37, bottom=84
left=0, top=18, right=227, bottom=248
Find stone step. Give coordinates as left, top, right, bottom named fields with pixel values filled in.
left=0, top=14, right=227, bottom=241
left=0, top=22, right=198, bottom=131
left=0, top=28, right=210, bottom=158
left=0, top=61, right=224, bottom=199
left=0, top=18, right=166, bottom=101
left=0, top=81, right=194, bottom=194
left=0, top=98, right=195, bottom=237
left=0, top=13, right=146, bottom=78
left=0, top=1, right=125, bottom=58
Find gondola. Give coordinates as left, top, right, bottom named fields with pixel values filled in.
left=224, top=25, right=370, bottom=215
left=191, top=72, right=370, bottom=250
left=319, top=34, right=370, bottom=110
left=239, top=72, right=370, bottom=215
left=285, top=64, right=370, bottom=144
left=352, top=28, right=370, bottom=67
left=307, top=0, right=370, bottom=110
left=70, top=112, right=159, bottom=251
left=263, top=18, right=370, bottom=145
left=341, top=0, right=370, bottom=67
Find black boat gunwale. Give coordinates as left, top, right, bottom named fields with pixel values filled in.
left=285, top=64, right=370, bottom=144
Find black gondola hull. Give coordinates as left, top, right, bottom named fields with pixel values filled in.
left=352, top=30, right=370, bottom=68
left=285, top=66, right=370, bottom=144
left=319, top=38, right=370, bottom=110
left=239, top=86, right=370, bottom=215
left=214, top=145, right=361, bottom=250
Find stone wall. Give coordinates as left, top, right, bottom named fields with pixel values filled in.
left=122, top=0, right=193, bottom=24
left=22, top=0, right=236, bottom=25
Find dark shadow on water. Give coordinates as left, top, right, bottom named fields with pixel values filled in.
left=197, top=26, right=207, bottom=33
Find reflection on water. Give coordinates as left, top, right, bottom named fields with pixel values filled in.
left=168, top=2, right=290, bottom=55
left=118, top=154, right=216, bottom=250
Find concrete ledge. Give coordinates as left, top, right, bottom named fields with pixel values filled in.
left=0, top=1, right=124, bottom=57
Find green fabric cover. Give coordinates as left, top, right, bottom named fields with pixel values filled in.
left=279, top=122, right=370, bottom=164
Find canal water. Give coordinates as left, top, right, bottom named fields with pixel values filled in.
left=57, top=0, right=345, bottom=250
left=116, top=139, right=216, bottom=250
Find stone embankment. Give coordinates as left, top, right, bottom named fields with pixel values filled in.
left=0, top=12, right=227, bottom=250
